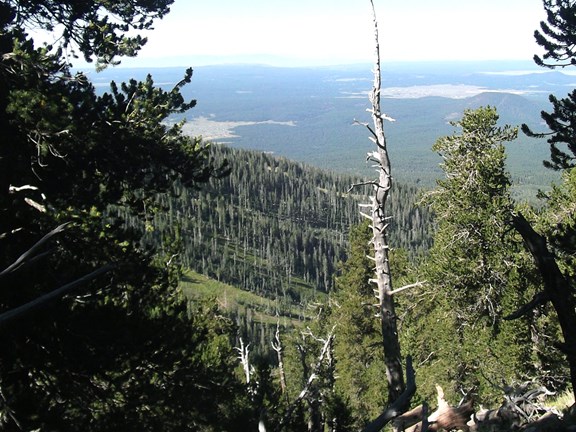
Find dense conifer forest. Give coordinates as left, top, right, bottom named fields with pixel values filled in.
left=142, top=145, right=432, bottom=302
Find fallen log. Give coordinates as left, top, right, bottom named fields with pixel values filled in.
left=392, top=404, right=424, bottom=431
left=404, top=385, right=474, bottom=432
left=523, top=412, right=564, bottom=432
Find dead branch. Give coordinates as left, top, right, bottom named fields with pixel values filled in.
left=24, top=197, right=46, bottom=212
left=0, top=263, right=115, bottom=328
left=348, top=180, right=380, bottom=192
left=271, top=321, right=287, bottom=395
left=275, top=328, right=335, bottom=432
left=0, top=222, right=70, bottom=278
left=388, top=281, right=427, bottom=296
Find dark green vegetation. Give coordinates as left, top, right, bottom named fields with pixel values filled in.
left=143, top=145, right=431, bottom=305
left=403, top=107, right=557, bottom=404
left=0, top=1, right=432, bottom=428
left=320, top=106, right=573, bottom=429
left=2, top=0, right=576, bottom=431
left=522, top=0, right=576, bottom=171
left=0, top=1, right=252, bottom=430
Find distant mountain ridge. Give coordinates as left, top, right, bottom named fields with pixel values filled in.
left=463, top=92, right=542, bottom=123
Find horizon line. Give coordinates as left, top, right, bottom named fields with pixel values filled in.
left=77, top=57, right=543, bottom=71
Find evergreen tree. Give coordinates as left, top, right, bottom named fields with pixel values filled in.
left=517, top=0, right=576, bottom=398
left=412, top=107, right=538, bottom=403
left=533, top=0, right=576, bottom=68
left=157, top=144, right=432, bottom=305
left=330, top=222, right=388, bottom=427
left=522, top=0, right=576, bottom=170
left=0, top=2, right=248, bottom=430
left=520, top=167, right=576, bottom=394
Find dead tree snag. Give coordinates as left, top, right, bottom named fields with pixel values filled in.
left=355, top=0, right=405, bottom=405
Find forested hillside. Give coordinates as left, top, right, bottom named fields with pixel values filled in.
left=141, top=145, right=432, bottom=305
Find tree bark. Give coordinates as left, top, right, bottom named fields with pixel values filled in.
left=271, top=322, right=287, bottom=395
left=362, top=356, right=416, bottom=432
left=509, top=211, right=576, bottom=400
left=235, top=337, right=251, bottom=385
left=367, top=0, right=405, bottom=404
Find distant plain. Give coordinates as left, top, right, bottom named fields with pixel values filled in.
left=88, top=60, right=570, bottom=199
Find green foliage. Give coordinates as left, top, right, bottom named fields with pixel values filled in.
left=533, top=170, right=576, bottom=390
left=520, top=1, right=576, bottom=396
left=145, top=145, right=432, bottom=300
left=427, top=107, right=518, bottom=321
left=533, top=0, right=576, bottom=68
left=279, top=310, right=341, bottom=432
left=540, top=168, right=576, bottom=279
left=522, top=0, right=576, bottom=170
left=181, top=270, right=316, bottom=326
left=522, top=90, right=576, bottom=171
left=0, top=2, right=248, bottom=430
left=3, top=0, right=174, bottom=69
left=329, top=222, right=388, bottom=427
left=409, top=107, right=542, bottom=404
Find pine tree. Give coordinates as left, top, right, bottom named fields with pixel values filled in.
left=522, top=0, right=576, bottom=170
left=533, top=0, right=576, bottom=68
left=0, top=2, right=249, bottom=430
left=414, top=107, right=538, bottom=403
left=516, top=0, right=576, bottom=399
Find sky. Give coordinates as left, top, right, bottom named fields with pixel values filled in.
left=89, top=0, right=547, bottom=67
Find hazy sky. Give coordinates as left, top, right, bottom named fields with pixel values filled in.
left=107, top=0, right=547, bottom=66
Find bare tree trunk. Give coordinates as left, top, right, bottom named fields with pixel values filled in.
left=352, top=3, right=421, bottom=429
left=364, top=0, right=405, bottom=404
left=235, top=337, right=251, bottom=385
left=508, top=212, right=576, bottom=400
left=271, top=322, right=287, bottom=396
